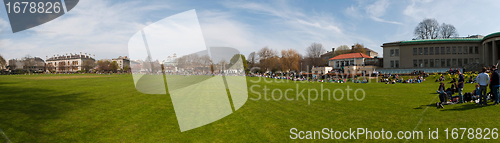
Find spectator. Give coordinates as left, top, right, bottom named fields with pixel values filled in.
left=476, top=67, right=490, bottom=106
left=490, top=65, right=500, bottom=105
left=437, top=82, right=447, bottom=108
left=457, top=69, right=465, bottom=103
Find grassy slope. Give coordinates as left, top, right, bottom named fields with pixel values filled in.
left=0, top=74, right=499, bottom=142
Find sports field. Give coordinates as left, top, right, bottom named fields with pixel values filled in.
left=0, top=74, right=499, bottom=142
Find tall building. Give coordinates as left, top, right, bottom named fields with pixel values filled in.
left=381, top=32, right=500, bottom=71
left=45, top=53, right=96, bottom=72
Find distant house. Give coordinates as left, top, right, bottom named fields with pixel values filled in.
left=328, top=52, right=372, bottom=69
left=46, top=53, right=96, bottom=72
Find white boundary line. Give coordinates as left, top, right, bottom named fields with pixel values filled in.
left=0, top=128, right=12, bottom=143
left=405, top=96, right=437, bottom=142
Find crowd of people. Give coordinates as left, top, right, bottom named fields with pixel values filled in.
left=436, top=66, right=500, bottom=108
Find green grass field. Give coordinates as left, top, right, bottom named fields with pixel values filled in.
left=1, top=74, right=499, bottom=142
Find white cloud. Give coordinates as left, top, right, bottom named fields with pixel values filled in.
left=365, top=0, right=402, bottom=25
left=0, top=0, right=171, bottom=60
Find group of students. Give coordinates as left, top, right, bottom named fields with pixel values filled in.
left=436, top=66, right=500, bottom=108
left=380, top=75, right=424, bottom=84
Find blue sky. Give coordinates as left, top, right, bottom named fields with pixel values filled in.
left=1, top=0, right=500, bottom=60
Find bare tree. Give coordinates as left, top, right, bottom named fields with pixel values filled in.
left=257, top=47, right=278, bottom=71
left=306, top=42, right=326, bottom=67
left=97, top=60, right=111, bottom=72
left=247, top=52, right=258, bottom=68
left=331, top=45, right=351, bottom=58
left=45, top=63, right=55, bottom=72
left=280, top=49, right=301, bottom=72
left=82, top=60, right=95, bottom=72
left=414, top=18, right=440, bottom=39
left=22, top=55, right=36, bottom=73
left=440, top=23, right=458, bottom=38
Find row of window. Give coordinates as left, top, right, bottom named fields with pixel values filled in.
left=413, top=58, right=480, bottom=68
left=390, top=49, right=399, bottom=57
left=390, top=60, right=400, bottom=68
left=412, top=46, right=479, bottom=55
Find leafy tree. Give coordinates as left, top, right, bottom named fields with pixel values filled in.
left=110, top=61, right=119, bottom=72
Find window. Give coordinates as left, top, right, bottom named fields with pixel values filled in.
left=424, top=59, right=428, bottom=67
left=441, top=59, right=445, bottom=67
left=469, top=58, right=474, bottom=64
left=390, top=49, right=394, bottom=57
left=395, top=49, right=399, bottom=56
left=447, top=59, right=451, bottom=67
left=458, top=59, right=462, bottom=67
left=446, top=47, right=451, bottom=54
left=464, top=46, right=468, bottom=54
left=458, top=46, right=462, bottom=54
left=452, top=46, right=456, bottom=54
left=413, top=60, right=418, bottom=67
left=419, top=59, right=423, bottom=68
left=464, top=58, right=468, bottom=65
left=452, top=59, right=457, bottom=67
left=395, top=60, right=399, bottom=68
left=435, top=59, right=440, bottom=67
left=469, top=46, right=473, bottom=54
left=430, top=59, right=434, bottom=67
left=390, top=61, right=395, bottom=68
left=475, top=46, right=479, bottom=54
left=413, top=48, right=417, bottom=55
left=441, top=47, right=445, bottom=54
left=430, top=47, right=434, bottom=55
left=419, top=47, right=423, bottom=55
left=475, top=58, right=479, bottom=63
left=424, top=47, right=428, bottom=55
left=435, top=47, right=440, bottom=55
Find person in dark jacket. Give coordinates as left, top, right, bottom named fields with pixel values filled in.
left=457, top=69, right=465, bottom=103
left=490, top=65, right=500, bottom=105
left=437, top=82, right=447, bottom=108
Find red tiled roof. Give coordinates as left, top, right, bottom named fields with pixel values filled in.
left=328, top=53, right=372, bottom=60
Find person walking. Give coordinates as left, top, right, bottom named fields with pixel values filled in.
left=476, top=67, right=490, bottom=106
left=490, top=65, right=500, bottom=105
left=457, top=69, right=465, bottom=103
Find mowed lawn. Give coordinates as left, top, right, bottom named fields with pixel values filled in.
left=1, top=74, right=500, bottom=142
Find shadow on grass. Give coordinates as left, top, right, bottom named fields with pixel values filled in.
left=0, top=81, right=94, bottom=142
left=413, top=103, right=436, bottom=109
left=440, top=103, right=483, bottom=111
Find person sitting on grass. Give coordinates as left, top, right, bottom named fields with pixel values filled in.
left=437, top=82, right=447, bottom=108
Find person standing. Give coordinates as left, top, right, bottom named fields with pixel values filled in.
left=490, top=65, right=500, bottom=105
left=476, top=67, right=490, bottom=106
left=457, top=69, right=465, bottom=103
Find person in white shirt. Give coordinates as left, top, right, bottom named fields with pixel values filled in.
left=475, top=67, right=490, bottom=106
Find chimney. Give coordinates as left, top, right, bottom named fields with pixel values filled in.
left=331, top=48, right=335, bottom=52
